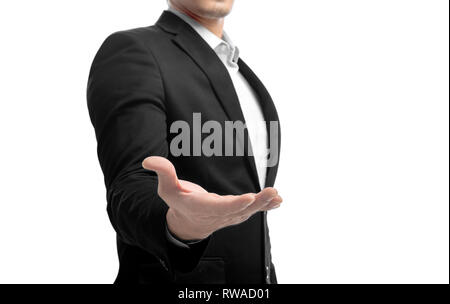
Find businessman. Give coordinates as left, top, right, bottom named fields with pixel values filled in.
left=87, top=0, right=282, bottom=284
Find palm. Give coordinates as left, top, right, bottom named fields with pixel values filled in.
left=178, top=180, right=208, bottom=194
left=142, top=156, right=282, bottom=240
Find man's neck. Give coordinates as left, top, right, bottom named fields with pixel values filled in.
left=169, top=2, right=224, bottom=38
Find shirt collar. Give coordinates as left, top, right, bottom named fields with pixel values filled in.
left=168, top=6, right=240, bottom=66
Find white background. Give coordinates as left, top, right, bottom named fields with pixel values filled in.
left=0, top=0, right=448, bottom=284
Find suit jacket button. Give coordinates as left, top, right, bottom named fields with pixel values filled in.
left=265, top=266, right=270, bottom=282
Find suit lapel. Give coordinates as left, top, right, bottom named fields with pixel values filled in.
left=238, top=59, right=281, bottom=188
left=156, top=11, right=280, bottom=190
left=158, top=11, right=246, bottom=124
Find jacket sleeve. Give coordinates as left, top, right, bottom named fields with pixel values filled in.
left=86, top=31, right=208, bottom=276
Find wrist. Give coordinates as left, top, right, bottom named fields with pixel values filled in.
left=166, top=208, right=211, bottom=241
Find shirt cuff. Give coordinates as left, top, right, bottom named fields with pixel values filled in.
left=165, top=223, right=205, bottom=249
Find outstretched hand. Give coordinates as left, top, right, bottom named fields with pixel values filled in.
left=142, top=156, right=283, bottom=241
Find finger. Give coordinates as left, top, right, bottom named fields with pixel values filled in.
left=262, top=203, right=281, bottom=211
left=219, top=192, right=281, bottom=228
left=255, top=187, right=278, bottom=203
left=239, top=187, right=278, bottom=215
left=232, top=192, right=282, bottom=218
left=142, top=156, right=180, bottom=193
left=190, top=191, right=256, bottom=215
left=261, top=196, right=283, bottom=211
left=269, top=195, right=283, bottom=205
left=218, top=193, right=256, bottom=214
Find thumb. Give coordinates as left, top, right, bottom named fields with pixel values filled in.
left=142, top=156, right=180, bottom=193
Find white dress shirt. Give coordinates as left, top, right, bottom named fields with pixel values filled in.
left=168, top=7, right=268, bottom=189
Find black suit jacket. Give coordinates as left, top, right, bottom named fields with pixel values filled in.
left=87, top=10, right=281, bottom=284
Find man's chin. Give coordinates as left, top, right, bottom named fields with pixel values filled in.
left=197, top=6, right=232, bottom=19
